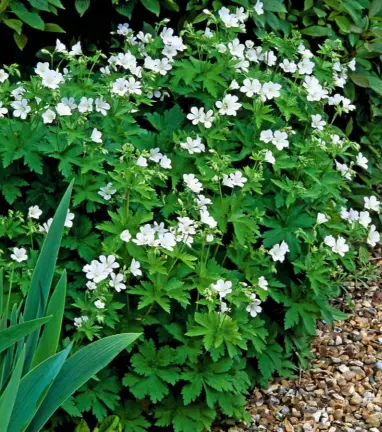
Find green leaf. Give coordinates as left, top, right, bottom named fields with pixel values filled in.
left=23, top=181, right=73, bottom=371
left=0, top=348, right=25, bottom=430
left=0, top=316, right=51, bottom=355
left=301, top=25, right=333, bottom=36
left=48, top=0, right=64, bottom=8
left=8, top=344, right=72, bottom=432
left=263, top=0, right=287, bottom=13
left=141, top=0, right=160, bottom=15
left=75, top=0, right=90, bottom=16
left=349, top=73, right=370, bottom=87
left=4, top=19, right=23, bottom=34
left=369, top=0, right=382, bottom=17
left=27, top=334, right=140, bottom=432
left=13, top=32, right=28, bottom=50
left=44, top=23, right=65, bottom=32
left=369, top=76, right=382, bottom=96
left=335, top=16, right=351, bottom=32
left=29, top=0, right=50, bottom=11
left=10, top=3, right=45, bottom=30
left=31, top=272, right=67, bottom=368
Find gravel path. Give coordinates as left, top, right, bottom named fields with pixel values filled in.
left=225, top=266, right=382, bottom=432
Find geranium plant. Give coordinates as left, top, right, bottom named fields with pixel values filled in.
left=0, top=3, right=379, bottom=431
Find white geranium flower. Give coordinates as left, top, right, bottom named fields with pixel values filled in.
left=136, top=155, right=148, bottom=167
left=94, top=299, right=105, bottom=309
left=183, top=174, right=203, bottom=193
left=272, top=131, right=289, bottom=150
left=11, top=99, right=31, bottom=119
left=254, top=1, right=264, bottom=15
left=356, top=153, right=368, bottom=170
left=95, top=97, right=110, bottom=116
left=367, top=225, right=380, bottom=247
left=316, top=213, right=329, bottom=224
left=69, top=41, right=82, bottom=56
left=216, top=94, right=241, bottom=116
left=211, top=279, right=232, bottom=298
left=335, top=160, right=352, bottom=180
left=222, top=171, right=248, bottom=188
left=364, top=196, right=380, bottom=212
left=41, top=69, right=64, bottom=89
left=187, top=107, right=205, bottom=125
left=311, top=114, right=326, bottom=130
left=260, top=130, right=274, bottom=143
left=279, top=59, right=297, bottom=73
left=359, top=211, right=371, bottom=228
left=120, top=229, right=132, bottom=242
left=78, top=97, right=93, bottom=113
left=298, top=58, right=314, bottom=75
left=98, top=183, right=117, bottom=200
left=39, top=218, right=53, bottom=234
left=0, top=101, right=8, bottom=118
left=11, top=247, right=28, bottom=262
left=28, top=205, right=42, bottom=219
left=258, top=276, right=268, bottom=290
left=0, top=69, right=9, bottom=83
left=56, top=103, right=72, bottom=116
left=130, top=259, right=142, bottom=276
left=263, top=50, right=277, bottom=66
left=91, top=128, right=102, bottom=143
left=324, top=236, right=349, bottom=256
left=86, top=281, right=97, bottom=290
left=99, top=255, right=119, bottom=274
left=246, top=293, right=262, bottom=317
left=200, top=209, right=217, bottom=228
left=269, top=241, right=289, bottom=262
left=55, top=39, right=67, bottom=53
left=64, top=211, right=75, bottom=228
left=74, top=316, right=89, bottom=328
left=264, top=150, right=275, bottom=165
left=240, top=78, right=261, bottom=97
left=261, top=82, right=281, bottom=100
left=180, top=136, right=205, bottom=154
left=109, top=273, right=126, bottom=292
left=159, top=155, right=172, bottom=169
left=42, top=109, right=56, bottom=124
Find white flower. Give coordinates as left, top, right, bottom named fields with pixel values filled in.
left=235, top=6, right=248, bottom=22
left=11, top=99, right=31, bottom=119
left=39, top=218, right=53, bottom=234
left=99, top=255, right=120, bottom=273
left=348, top=58, right=356, bottom=71
left=364, top=196, right=380, bottom=212
left=83, top=260, right=109, bottom=283
left=211, top=279, right=232, bottom=298
left=180, top=136, right=205, bottom=154
left=367, top=225, right=380, bottom=247
left=335, top=160, right=352, bottom=180
left=222, top=171, right=247, bottom=188
left=216, top=94, right=241, bottom=116
left=86, top=281, right=97, bottom=290
left=120, top=229, right=131, bottom=242
left=109, top=273, right=126, bottom=292
left=74, top=316, right=89, bottom=328
left=218, top=7, right=239, bottom=28
left=324, top=236, right=349, bottom=256
left=316, top=213, right=329, bottom=224
left=206, top=234, right=214, bottom=242
left=200, top=209, right=217, bottom=228
left=303, top=76, right=328, bottom=101
left=260, top=130, right=274, bottom=143
left=228, top=39, right=245, bottom=58
left=117, top=23, right=130, bottom=36
left=136, top=155, right=148, bottom=167
left=216, top=43, right=227, bottom=53
left=356, top=153, right=368, bottom=170
left=0, top=69, right=9, bottom=83
left=311, top=114, right=326, bottom=131
left=240, top=78, right=261, bottom=97
left=0, top=102, right=8, bottom=118
left=98, top=183, right=117, bottom=200
left=149, top=148, right=163, bottom=163
left=183, top=174, right=203, bottom=193
left=95, top=97, right=110, bottom=116
left=246, top=293, right=262, bottom=317
left=159, top=232, right=177, bottom=251
left=69, top=41, right=82, bottom=56
left=160, top=155, right=172, bottom=169
left=11, top=247, right=28, bottom=262
left=56, top=103, right=72, bottom=116
left=187, top=107, right=205, bottom=125
left=264, top=150, right=275, bottom=165
left=261, top=82, right=282, bottom=100
left=359, top=211, right=371, bottom=228
left=28, top=205, right=42, bottom=219
left=340, top=207, right=359, bottom=222
left=196, top=194, right=212, bottom=210
left=279, top=59, right=297, bottom=73
left=35, top=62, right=49, bottom=76
left=94, top=300, right=105, bottom=309
left=254, top=1, right=264, bottom=15
left=258, top=276, right=268, bottom=290
left=55, top=39, right=67, bottom=53
left=78, top=97, right=93, bottom=113
left=64, top=211, right=75, bottom=228
left=263, top=51, right=277, bottom=66
left=41, top=69, right=64, bottom=89
left=202, top=110, right=215, bottom=128
left=112, top=78, right=128, bottom=96
left=298, top=58, right=315, bottom=75
left=220, top=300, right=230, bottom=314
left=42, top=109, right=56, bottom=124
left=125, top=77, right=142, bottom=95
left=269, top=241, right=289, bottom=262
left=91, top=128, right=102, bottom=143
left=130, top=259, right=143, bottom=277
left=272, top=131, right=289, bottom=150
left=230, top=79, right=240, bottom=90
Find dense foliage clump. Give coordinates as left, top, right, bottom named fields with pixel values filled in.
left=0, top=3, right=381, bottom=431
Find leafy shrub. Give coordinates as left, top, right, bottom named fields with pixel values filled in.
left=0, top=3, right=380, bottom=431
left=0, top=183, right=139, bottom=431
